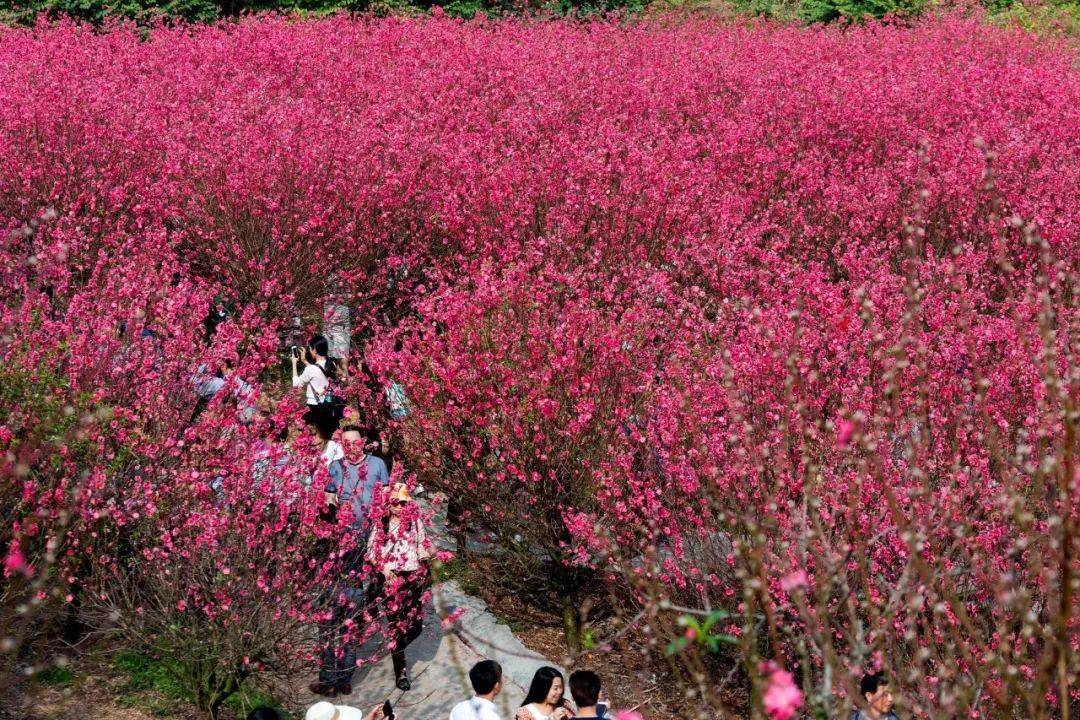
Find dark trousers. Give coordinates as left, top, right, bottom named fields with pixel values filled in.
left=318, top=547, right=367, bottom=686
left=369, top=570, right=427, bottom=679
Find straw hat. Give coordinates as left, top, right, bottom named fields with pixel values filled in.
left=389, top=482, right=411, bottom=503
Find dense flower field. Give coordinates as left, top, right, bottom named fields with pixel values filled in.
left=1, top=13, right=1077, bottom=719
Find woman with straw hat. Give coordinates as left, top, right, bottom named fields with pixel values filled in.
left=366, top=482, right=433, bottom=692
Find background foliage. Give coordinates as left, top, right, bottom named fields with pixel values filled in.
left=0, top=10, right=1077, bottom=720
left=1, top=0, right=1077, bottom=24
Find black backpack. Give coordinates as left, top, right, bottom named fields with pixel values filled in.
left=311, top=362, right=345, bottom=421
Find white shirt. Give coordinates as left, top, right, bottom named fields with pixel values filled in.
left=293, top=360, right=330, bottom=405
left=322, top=440, right=344, bottom=466
left=450, top=697, right=503, bottom=720
left=193, top=364, right=225, bottom=399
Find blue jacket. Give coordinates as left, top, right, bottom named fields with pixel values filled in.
left=326, top=454, right=390, bottom=529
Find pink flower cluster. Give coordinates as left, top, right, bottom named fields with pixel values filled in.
left=762, top=663, right=803, bottom=720
left=0, top=12, right=1076, bottom=716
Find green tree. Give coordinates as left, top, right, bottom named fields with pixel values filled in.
left=796, top=0, right=925, bottom=23
left=1, top=0, right=219, bottom=23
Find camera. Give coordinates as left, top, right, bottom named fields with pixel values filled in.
left=290, top=345, right=303, bottom=361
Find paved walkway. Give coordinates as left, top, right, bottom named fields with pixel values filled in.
left=296, top=581, right=562, bottom=719
left=295, top=494, right=563, bottom=719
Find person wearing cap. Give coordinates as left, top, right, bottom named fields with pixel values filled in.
left=366, top=482, right=433, bottom=692
left=305, top=700, right=386, bottom=720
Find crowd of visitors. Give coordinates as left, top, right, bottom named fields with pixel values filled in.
left=197, top=329, right=428, bottom=707
left=289, top=337, right=427, bottom=698
left=449, top=663, right=615, bottom=720
left=240, top=665, right=900, bottom=720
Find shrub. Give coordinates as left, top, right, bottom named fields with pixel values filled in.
left=0, top=14, right=1076, bottom=717
left=993, top=0, right=1080, bottom=33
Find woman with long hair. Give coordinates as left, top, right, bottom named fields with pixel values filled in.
left=517, top=666, right=574, bottom=720
left=291, top=333, right=340, bottom=430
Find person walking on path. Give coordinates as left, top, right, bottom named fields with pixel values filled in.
left=310, top=426, right=391, bottom=697
left=365, top=482, right=433, bottom=692
left=449, top=660, right=505, bottom=720
left=849, top=672, right=901, bottom=720
left=518, top=667, right=573, bottom=720
left=324, top=426, right=390, bottom=525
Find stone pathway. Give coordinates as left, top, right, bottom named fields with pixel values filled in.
left=295, top=581, right=563, bottom=719
left=294, top=494, right=563, bottom=719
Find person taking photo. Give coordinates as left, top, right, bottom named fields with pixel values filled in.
left=291, top=334, right=339, bottom=429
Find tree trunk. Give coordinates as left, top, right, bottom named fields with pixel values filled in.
left=562, top=599, right=582, bottom=655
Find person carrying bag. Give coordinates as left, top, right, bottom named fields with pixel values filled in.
left=291, top=334, right=345, bottom=427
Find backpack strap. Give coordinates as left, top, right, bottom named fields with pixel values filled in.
left=310, top=361, right=334, bottom=403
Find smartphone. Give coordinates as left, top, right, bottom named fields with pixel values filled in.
left=597, top=701, right=609, bottom=718
left=383, top=699, right=394, bottom=720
